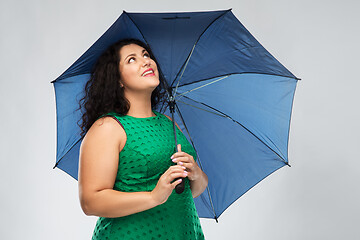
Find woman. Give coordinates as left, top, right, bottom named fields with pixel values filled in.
left=78, top=38, right=208, bottom=239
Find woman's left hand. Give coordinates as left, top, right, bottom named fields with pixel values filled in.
left=171, top=144, right=202, bottom=181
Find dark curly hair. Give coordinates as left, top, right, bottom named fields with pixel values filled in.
left=77, top=38, right=167, bottom=139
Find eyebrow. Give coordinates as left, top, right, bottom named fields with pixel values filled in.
left=124, top=49, right=147, bottom=62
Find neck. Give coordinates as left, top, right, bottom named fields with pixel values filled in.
left=124, top=90, right=155, bottom=118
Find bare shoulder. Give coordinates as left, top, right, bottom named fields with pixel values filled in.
left=83, top=116, right=126, bottom=152
left=163, top=114, right=183, bottom=134
left=79, top=116, right=126, bottom=197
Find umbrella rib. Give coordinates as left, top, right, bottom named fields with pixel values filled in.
left=125, top=12, right=150, bottom=47
left=53, top=137, right=83, bottom=169
left=173, top=43, right=196, bottom=99
left=180, top=95, right=289, bottom=164
left=174, top=103, right=219, bottom=222
left=176, top=100, right=227, bottom=118
left=177, top=72, right=300, bottom=90
left=176, top=75, right=229, bottom=101
left=170, top=10, right=231, bottom=87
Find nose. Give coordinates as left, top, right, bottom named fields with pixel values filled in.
left=142, top=57, right=151, bottom=67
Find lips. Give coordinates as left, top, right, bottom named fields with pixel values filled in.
left=142, top=68, right=155, bottom=77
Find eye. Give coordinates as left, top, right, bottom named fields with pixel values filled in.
left=128, top=57, right=135, bottom=63
left=144, top=52, right=150, bottom=58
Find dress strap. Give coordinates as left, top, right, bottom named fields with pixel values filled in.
left=107, top=115, right=125, bottom=131
left=97, top=113, right=125, bottom=131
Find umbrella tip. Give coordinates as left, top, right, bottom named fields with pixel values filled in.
left=53, top=161, right=59, bottom=169
left=214, top=216, right=219, bottom=223
left=286, top=162, right=291, bottom=167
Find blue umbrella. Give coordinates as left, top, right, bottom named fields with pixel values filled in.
left=52, top=9, right=300, bottom=222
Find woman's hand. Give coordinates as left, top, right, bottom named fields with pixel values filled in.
left=171, top=144, right=202, bottom=181
left=150, top=165, right=188, bottom=205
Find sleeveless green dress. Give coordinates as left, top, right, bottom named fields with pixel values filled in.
left=92, top=110, right=205, bottom=240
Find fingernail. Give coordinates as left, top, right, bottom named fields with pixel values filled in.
left=171, top=155, right=174, bottom=159
left=182, top=166, right=186, bottom=169
left=184, top=170, right=188, bottom=174
left=179, top=162, right=183, bottom=165
left=172, top=158, right=176, bottom=162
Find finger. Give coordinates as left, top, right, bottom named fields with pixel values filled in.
left=171, top=151, right=187, bottom=159
left=167, top=164, right=186, bottom=172
left=177, top=162, right=193, bottom=170
left=177, top=144, right=182, bottom=153
left=172, top=156, right=193, bottom=164
left=168, top=171, right=188, bottom=183
left=172, top=165, right=187, bottom=172
left=172, top=156, right=186, bottom=162
left=171, top=178, right=183, bottom=188
left=164, top=165, right=186, bottom=177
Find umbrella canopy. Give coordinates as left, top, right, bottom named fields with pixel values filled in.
left=52, top=9, right=300, bottom=221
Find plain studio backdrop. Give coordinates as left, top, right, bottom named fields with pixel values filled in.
left=1, top=0, right=359, bottom=239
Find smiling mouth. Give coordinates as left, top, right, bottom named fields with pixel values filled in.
left=142, top=68, right=155, bottom=77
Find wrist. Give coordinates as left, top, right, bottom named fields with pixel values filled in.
left=189, top=167, right=203, bottom=181
left=149, top=191, right=161, bottom=206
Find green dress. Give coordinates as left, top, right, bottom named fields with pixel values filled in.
left=92, top=110, right=205, bottom=240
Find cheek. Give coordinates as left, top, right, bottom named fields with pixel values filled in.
left=151, top=61, right=159, bottom=75
left=121, top=66, right=138, bottom=83
left=152, top=60, right=158, bottom=69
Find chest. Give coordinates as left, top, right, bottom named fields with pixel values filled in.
left=116, top=117, right=196, bottom=181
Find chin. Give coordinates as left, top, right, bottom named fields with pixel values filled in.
left=145, top=79, right=159, bottom=89
left=151, top=77, right=160, bottom=86
left=151, top=82, right=160, bottom=89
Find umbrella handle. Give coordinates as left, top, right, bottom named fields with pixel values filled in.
left=175, top=177, right=185, bottom=194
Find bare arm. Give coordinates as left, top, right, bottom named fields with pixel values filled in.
left=189, top=170, right=208, bottom=198
left=78, top=117, right=158, bottom=218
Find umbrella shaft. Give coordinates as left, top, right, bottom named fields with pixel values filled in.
left=170, top=100, right=185, bottom=194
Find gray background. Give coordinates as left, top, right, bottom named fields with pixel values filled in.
left=1, top=0, right=359, bottom=239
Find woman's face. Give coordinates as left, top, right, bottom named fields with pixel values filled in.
left=118, top=43, right=160, bottom=92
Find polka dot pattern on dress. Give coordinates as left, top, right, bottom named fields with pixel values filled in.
left=92, top=110, right=205, bottom=240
